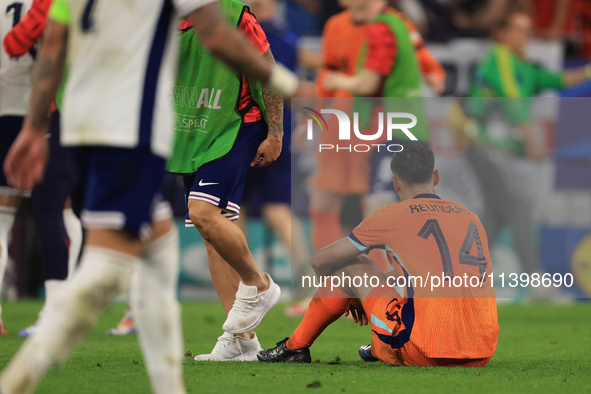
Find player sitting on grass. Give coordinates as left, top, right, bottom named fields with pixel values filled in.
left=258, top=143, right=500, bottom=367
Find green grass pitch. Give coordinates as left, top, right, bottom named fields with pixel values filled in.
left=0, top=300, right=590, bottom=393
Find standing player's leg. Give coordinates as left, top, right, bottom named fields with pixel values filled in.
left=0, top=227, right=139, bottom=394
left=193, top=239, right=262, bottom=361
left=189, top=199, right=268, bottom=288
left=0, top=115, right=28, bottom=335
left=184, top=120, right=280, bottom=334
left=0, top=195, right=19, bottom=335
left=21, top=112, right=82, bottom=336
left=20, top=198, right=83, bottom=337
left=64, top=198, right=83, bottom=279
left=0, top=147, right=186, bottom=394
left=131, top=209, right=184, bottom=393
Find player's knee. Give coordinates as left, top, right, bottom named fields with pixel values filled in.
left=188, top=202, right=221, bottom=235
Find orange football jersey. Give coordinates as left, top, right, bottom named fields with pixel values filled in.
left=350, top=194, right=499, bottom=360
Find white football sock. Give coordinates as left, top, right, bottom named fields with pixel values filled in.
left=63, top=209, right=83, bottom=279
left=131, top=228, right=185, bottom=394
left=36, top=279, right=68, bottom=319
left=0, top=247, right=137, bottom=394
left=0, top=208, right=16, bottom=318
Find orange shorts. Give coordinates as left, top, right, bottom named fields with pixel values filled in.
left=364, top=296, right=491, bottom=367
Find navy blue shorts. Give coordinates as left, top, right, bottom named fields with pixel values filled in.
left=183, top=121, right=266, bottom=226
left=74, top=146, right=168, bottom=237
left=241, top=146, right=290, bottom=217
left=0, top=115, right=30, bottom=196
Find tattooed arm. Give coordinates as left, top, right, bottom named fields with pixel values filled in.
left=250, top=48, right=284, bottom=167
left=26, top=20, right=68, bottom=131
left=188, top=3, right=313, bottom=98
left=4, top=20, right=68, bottom=190
left=262, top=49, right=284, bottom=139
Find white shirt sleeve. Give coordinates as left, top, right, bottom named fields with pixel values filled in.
left=172, top=0, right=217, bottom=18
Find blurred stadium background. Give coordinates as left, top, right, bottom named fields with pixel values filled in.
left=3, top=0, right=591, bottom=304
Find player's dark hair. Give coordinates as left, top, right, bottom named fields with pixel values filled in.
left=390, top=143, right=435, bottom=186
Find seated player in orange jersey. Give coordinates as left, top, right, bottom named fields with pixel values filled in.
left=259, top=143, right=499, bottom=366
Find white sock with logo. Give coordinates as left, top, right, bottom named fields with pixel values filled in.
left=0, top=247, right=137, bottom=394
left=63, top=209, right=83, bottom=279
left=130, top=228, right=185, bottom=394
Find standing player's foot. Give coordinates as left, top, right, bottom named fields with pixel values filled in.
left=18, top=309, right=46, bottom=337
left=257, top=337, right=311, bottom=363
left=106, top=308, right=136, bottom=336
left=18, top=321, right=40, bottom=337
left=359, top=344, right=378, bottom=362
left=194, top=332, right=262, bottom=361
left=223, top=273, right=280, bottom=334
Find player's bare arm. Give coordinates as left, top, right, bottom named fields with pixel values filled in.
left=565, top=65, right=591, bottom=86
left=252, top=48, right=284, bottom=167
left=4, top=20, right=68, bottom=191
left=188, top=3, right=313, bottom=98
left=323, top=69, right=382, bottom=96
left=189, top=3, right=271, bottom=81
left=310, top=238, right=364, bottom=278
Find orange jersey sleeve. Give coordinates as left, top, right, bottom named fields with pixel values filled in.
left=416, top=47, right=446, bottom=83
left=350, top=194, right=499, bottom=360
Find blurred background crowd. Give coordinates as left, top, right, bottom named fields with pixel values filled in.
left=4, top=0, right=591, bottom=311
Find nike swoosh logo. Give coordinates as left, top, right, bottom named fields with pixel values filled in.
left=198, top=180, right=219, bottom=186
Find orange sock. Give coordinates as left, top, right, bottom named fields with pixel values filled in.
left=286, top=287, right=352, bottom=350
left=309, top=208, right=343, bottom=252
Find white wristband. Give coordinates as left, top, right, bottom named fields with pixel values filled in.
left=269, top=63, right=299, bottom=97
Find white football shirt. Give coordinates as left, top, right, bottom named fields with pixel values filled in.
left=0, top=0, right=34, bottom=117
left=51, top=0, right=215, bottom=158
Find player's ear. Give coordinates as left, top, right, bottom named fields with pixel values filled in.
left=392, top=175, right=402, bottom=193
left=432, top=170, right=440, bottom=187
